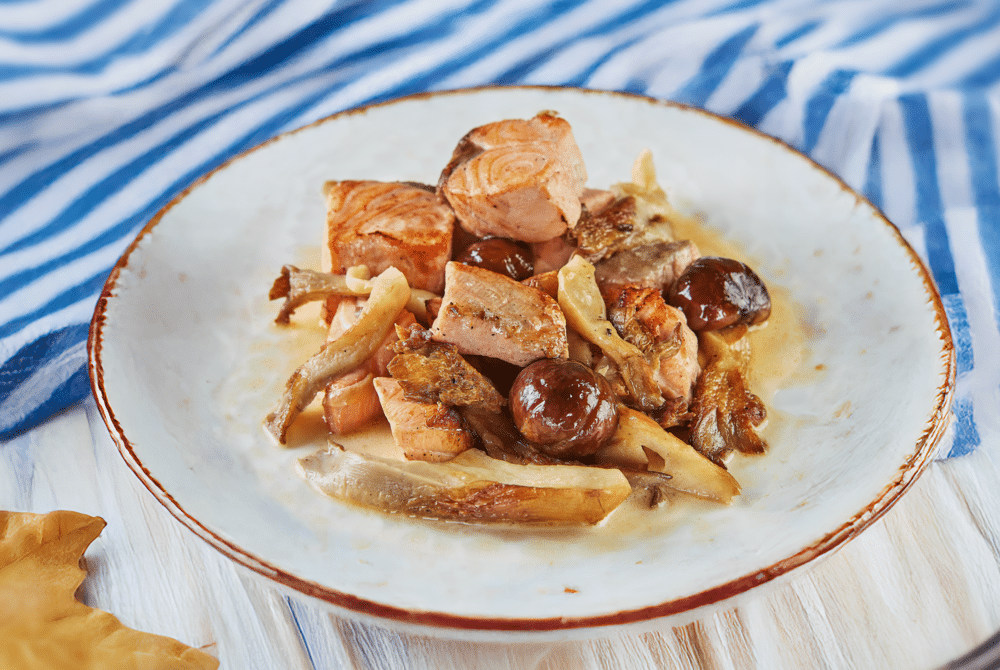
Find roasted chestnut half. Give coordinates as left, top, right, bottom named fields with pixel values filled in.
left=667, top=256, right=771, bottom=331
left=456, top=237, right=534, bottom=281
left=509, top=359, right=619, bottom=459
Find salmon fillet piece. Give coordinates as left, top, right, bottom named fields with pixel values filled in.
left=431, top=262, right=568, bottom=367
left=322, top=298, right=417, bottom=435
left=438, top=114, right=587, bottom=243
left=322, top=180, right=455, bottom=293
left=454, top=113, right=586, bottom=160
left=323, top=369, right=383, bottom=434
left=373, top=377, right=473, bottom=462
left=604, top=285, right=700, bottom=403
left=594, top=240, right=701, bottom=290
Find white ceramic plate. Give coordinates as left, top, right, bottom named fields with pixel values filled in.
left=89, top=87, right=953, bottom=639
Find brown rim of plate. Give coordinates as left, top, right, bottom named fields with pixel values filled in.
left=86, top=85, right=957, bottom=633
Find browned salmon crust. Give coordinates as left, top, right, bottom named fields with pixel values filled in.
left=323, top=180, right=455, bottom=293
left=430, top=261, right=569, bottom=367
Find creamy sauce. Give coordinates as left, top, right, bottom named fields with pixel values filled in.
left=671, top=211, right=810, bottom=392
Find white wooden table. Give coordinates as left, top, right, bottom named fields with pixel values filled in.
left=4, top=395, right=999, bottom=669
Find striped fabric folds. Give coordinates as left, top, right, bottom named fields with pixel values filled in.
left=1, top=0, right=998, bottom=457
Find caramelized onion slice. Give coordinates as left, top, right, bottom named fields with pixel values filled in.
left=297, top=446, right=631, bottom=525
left=264, top=267, right=410, bottom=444
left=557, top=255, right=664, bottom=411
left=594, top=406, right=740, bottom=504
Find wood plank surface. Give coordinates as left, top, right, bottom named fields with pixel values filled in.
left=3, top=398, right=999, bottom=669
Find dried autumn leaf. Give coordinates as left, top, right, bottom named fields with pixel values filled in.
left=0, top=510, right=218, bottom=670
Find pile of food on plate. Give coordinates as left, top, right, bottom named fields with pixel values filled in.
left=263, top=113, right=773, bottom=525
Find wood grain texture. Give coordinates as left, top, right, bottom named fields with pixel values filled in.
left=2, top=398, right=998, bottom=669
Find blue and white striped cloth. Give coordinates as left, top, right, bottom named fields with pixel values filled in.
left=2, top=0, right=998, bottom=458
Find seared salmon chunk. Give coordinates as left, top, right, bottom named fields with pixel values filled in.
left=373, top=377, right=473, bottom=462
left=323, top=180, right=455, bottom=293
left=438, top=114, right=587, bottom=243
left=430, top=261, right=569, bottom=367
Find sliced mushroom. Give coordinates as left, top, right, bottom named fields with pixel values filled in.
left=269, top=264, right=437, bottom=325
left=297, top=446, right=631, bottom=525
left=689, top=365, right=767, bottom=464
left=264, top=267, right=411, bottom=444
left=573, top=195, right=641, bottom=262
left=269, top=265, right=371, bottom=324
left=572, top=150, right=681, bottom=262
left=594, top=406, right=740, bottom=504
left=687, top=325, right=768, bottom=464
left=557, top=255, right=664, bottom=411
left=387, top=323, right=506, bottom=414
left=622, top=470, right=681, bottom=509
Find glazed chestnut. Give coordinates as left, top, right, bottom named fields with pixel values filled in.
left=456, top=237, right=533, bottom=281
left=667, top=256, right=771, bottom=331
left=509, top=359, right=619, bottom=459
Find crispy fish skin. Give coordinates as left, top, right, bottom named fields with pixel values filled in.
left=323, top=180, right=455, bottom=293
left=439, top=114, right=587, bottom=243
left=431, top=262, right=569, bottom=367
left=573, top=150, right=689, bottom=263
